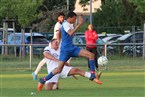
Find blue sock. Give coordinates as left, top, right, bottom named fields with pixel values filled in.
left=89, top=60, right=95, bottom=71
left=42, top=72, right=54, bottom=83
left=89, top=60, right=96, bottom=78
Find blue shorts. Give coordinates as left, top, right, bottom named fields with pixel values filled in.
left=59, top=46, right=81, bottom=62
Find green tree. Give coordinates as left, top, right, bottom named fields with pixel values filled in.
left=129, top=0, right=145, bottom=13
left=0, top=0, right=76, bottom=32
left=78, top=0, right=144, bottom=34
left=0, top=0, right=43, bottom=28
left=31, top=0, right=76, bottom=32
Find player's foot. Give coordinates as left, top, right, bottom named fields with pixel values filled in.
left=93, top=77, right=103, bottom=84
left=96, top=71, right=102, bottom=79
left=37, top=78, right=44, bottom=91
left=32, top=72, right=37, bottom=80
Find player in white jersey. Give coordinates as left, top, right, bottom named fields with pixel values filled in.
left=32, top=12, right=65, bottom=80
left=36, top=39, right=101, bottom=90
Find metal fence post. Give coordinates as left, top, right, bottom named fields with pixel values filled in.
left=30, top=29, right=33, bottom=70
left=104, top=44, right=107, bottom=70
left=104, top=44, right=107, bottom=57
left=143, top=21, right=145, bottom=60
left=29, top=45, right=32, bottom=70
left=132, top=26, right=136, bottom=57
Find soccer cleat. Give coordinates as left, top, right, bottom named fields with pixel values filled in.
left=32, top=72, right=37, bottom=81
left=37, top=78, right=45, bottom=91
left=96, top=71, right=102, bottom=79
left=93, top=77, right=103, bottom=84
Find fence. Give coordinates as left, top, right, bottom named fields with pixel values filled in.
left=0, top=43, right=145, bottom=71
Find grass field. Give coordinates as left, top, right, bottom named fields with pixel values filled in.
left=0, top=55, right=145, bottom=97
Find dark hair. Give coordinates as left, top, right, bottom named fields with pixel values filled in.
left=67, top=12, right=77, bottom=19
left=50, top=38, right=57, bottom=43
left=57, top=12, right=65, bottom=18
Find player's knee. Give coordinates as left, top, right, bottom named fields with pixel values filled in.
left=54, top=68, right=63, bottom=74
left=45, top=88, right=53, bottom=91
left=74, top=68, right=80, bottom=73
left=70, top=68, right=80, bottom=74
left=89, top=53, right=95, bottom=59
left=56, top=69, right=62, bottom=73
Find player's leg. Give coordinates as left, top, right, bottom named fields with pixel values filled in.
left=77, top=49, right=102, bottom=84
left=38, top=50, right=71, bottom=91
left=45, top=82, right=59, bottom=90
left=38, top=74, right=60, bottom=91
left=37, top=61, right=65, bottom=91
left=78, top=49, right=95, bottom=76
left=45, top=74, right=60, bottom=90
left=68, top=68, right=101, bottom=80
left=45, top=82, right=55, bottom=90
left=32, top=58, right=46, bottom=80
left=68, top=68, right=91, bottom=78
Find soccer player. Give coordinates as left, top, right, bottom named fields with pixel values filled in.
left=32, top=12, right=65, bottom=80
left=38, top=12, right=103, bottom=91
left=37, top=39, right=101, bottom=90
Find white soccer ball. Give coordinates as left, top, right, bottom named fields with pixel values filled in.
left=98, top=56, right=108, bottom=66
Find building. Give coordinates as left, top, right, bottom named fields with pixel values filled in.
left=74, top=0, right=101, bottom=15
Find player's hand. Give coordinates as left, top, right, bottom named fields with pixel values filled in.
left=79, top=15, right=84, bottom=25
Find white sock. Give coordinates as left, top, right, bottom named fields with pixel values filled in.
left=84, top=72, right=91, bottom=78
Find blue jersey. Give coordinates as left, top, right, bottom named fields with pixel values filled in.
left=61, top=21, right=74, bottom=51
left=59, top=21, right=81, bottom=62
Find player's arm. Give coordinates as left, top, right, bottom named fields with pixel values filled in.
left=67, top=16, right=84, bottom=36
left=44, top=52, right=59, bottom=62
left=55, top=29, right=61, bottom=44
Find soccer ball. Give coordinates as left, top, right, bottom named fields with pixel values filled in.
left=98, top=56, right=108, bottom=66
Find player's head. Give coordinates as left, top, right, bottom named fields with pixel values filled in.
left=57, top=12, right=65, bottom=23
left=50, top=38, right=59, bottom=50
left=88, top=24, right=93, bottom=31
left=67, top=11, right=77, bottom=24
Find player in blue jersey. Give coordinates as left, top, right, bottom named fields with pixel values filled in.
left=37, top=12, right=103, bottom=91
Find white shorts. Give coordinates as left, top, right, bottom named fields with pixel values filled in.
left=46, top=66, right=73, bottom=84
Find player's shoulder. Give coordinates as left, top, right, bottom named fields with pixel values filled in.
left=55, top=22, right=62, bottom=27
left=44, top=46, right=51, bottom=51
left=62, top=20, right=69, bottom=26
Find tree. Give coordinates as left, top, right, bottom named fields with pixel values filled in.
left=0, top=0, right=77, bottom=32
left=0, top=0, right=43, bottom=28
left=93, top=0, right=143, bottom=34
left=78, top=0, right=145, bottom=34
left=31, top=0, right=76, bottom=32
left=129, top=0, right=145, bottom=13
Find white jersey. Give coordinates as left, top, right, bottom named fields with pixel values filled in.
left=43, top=46, right=60, bottom=73
left=44, top=46, right=73, bottom=83
left=53, top=22, right=62, bottom=39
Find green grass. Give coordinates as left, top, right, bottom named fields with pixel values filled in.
left=0, top=55, right=145, bottom=97
left=1, top=70, right=145, bottom=97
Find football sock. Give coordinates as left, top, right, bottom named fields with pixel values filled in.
left=45, top=72, right=54, bottom=81
left=89, top=60, right=95, bottom=71
left=84, top=72, right=91, bottom=78
left=40, top=72, right=54, bottom=84
left=89, top=60, right=96, bottom=78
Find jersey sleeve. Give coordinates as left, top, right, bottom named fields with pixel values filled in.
left=54, top=23, right=61, bottom=33
left=43, top=46, right=51, bottom=53
left=63, top=22, right=71, bottom=33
